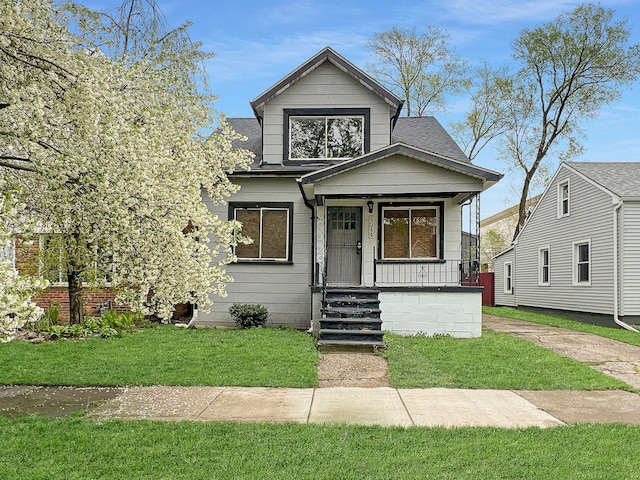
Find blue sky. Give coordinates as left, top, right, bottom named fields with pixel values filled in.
left=86, top=0, right=640, bottom=218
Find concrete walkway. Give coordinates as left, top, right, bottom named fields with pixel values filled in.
left=4, top=315, right=640, bottom=427
left=84, top=385, right=562, bottom=427
left=483, top=315, right=640, bottom=389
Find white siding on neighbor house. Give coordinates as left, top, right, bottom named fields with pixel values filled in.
left=201, top=177, right=312, bottom=329
left=621, top=201, right=640, bottom=315
left=513, top=166, right=616, bottom=315
left=261, top=62, right=394, bottom=164
left=494, top=248, right=516, bottom=307
left=312, top=156, right=484, bottom=196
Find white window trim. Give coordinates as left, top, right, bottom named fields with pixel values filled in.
left=572, top=239, right=591, bottom=286
left=504, top=261, right=513, bottom=294
left=538, top=246, right=550, bottom=286
left=38, top=235, right=115, bottom=287
left=381, top=205, right=440, bottom=260
left=0, top=239, right=15, bottom=267
left=557, top=179, right=570, bottom=218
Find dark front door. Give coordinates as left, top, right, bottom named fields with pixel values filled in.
left=326, top=206, right=362, bottom=285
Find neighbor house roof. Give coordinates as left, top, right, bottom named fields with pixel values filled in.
left=566, top=162, right=640, bottom=199
left=392, top=117, right=469, bottom=163
left=249, top=47, right=404, bottom=119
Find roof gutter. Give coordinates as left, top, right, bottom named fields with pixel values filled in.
left=613, top=199, right=639, bottom=332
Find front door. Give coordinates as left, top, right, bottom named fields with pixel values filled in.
left=326, top=206, right=362, bottom=285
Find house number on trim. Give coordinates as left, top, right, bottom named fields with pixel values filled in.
left=369, top=214, right=374, bottom=239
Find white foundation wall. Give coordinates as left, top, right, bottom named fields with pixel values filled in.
left=379, top=290, right=482, bottom=337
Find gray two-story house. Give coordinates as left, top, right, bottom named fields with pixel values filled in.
left=494, top=161, right=640, bottom=331
left=200, top=47, right=502, bottom=346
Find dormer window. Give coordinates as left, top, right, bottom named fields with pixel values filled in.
left=284, top=108, right=369, bottom=163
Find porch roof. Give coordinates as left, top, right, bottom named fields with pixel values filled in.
left=297, top=143, right=502, bottom=203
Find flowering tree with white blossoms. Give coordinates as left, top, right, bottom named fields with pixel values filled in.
left=0, top=0, right=252, bottom=326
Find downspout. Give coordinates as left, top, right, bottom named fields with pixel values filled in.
left=297, top=179, right=316, bottom=332
left=613, top=199, right=639, bottom=332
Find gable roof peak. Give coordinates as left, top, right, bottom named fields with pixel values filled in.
left=250, top=46, right=403, bottom=118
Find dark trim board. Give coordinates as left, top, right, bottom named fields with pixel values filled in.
left=228, top=201, right=295, bottom=263
left=311, top=285, right=483, bottom=293
left=283, top=108, right=371, bottom=165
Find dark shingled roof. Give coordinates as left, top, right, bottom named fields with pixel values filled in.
left=228, top=115, right=471, bottom=168
left=566, top=162, right=640, bottom=199
left=392, top=117, right=469, bottom=163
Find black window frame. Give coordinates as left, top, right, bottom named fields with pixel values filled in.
left=376, top=201, right=445, bottom=262
left=283, top=108, right=370, bottom=165
left=229, top=202, right=294, bottom=264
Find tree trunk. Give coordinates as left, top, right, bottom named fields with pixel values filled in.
left=67, top=268, right=84, bottom=325
left=512, top=172, right=533, bottom=241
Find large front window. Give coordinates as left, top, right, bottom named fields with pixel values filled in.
left=232, top=203, right=292, bottom=262
left=284, top=108, right=369, bottom=162
left=382, top=206, right=440, bottom=259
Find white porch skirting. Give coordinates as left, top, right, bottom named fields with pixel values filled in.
left=380, top=289, right=482, bottom=338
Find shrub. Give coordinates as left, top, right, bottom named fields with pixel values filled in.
left=229, top=303, right=269, bottom=329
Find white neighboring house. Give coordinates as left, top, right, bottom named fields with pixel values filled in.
left=201, top=47, right=502, bottom=346
left=494, top=161, right=640, bottom=330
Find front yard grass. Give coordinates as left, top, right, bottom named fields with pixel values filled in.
left=385, top=331, right=631, bottom=390
left=1, top=322, right=629, bottom=391
left=484, top=306, right=640, bottom=347
left=0, top=326, right=318, bottom=387
left=1, top=417, right=640, bottom=479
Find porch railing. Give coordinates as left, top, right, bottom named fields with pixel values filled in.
left=374, top=258, right=479, bottom=287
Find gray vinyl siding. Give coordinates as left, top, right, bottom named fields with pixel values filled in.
left=312, top=156, right=484, bottom=196
left=201, top=177, right=312, bottom=329
left=621, top=201, right=640, bottom=315
left=514, top=167, right=615, bottom=315
left=261, top=62, right=394, bottom=164
left=494, top=248, right=516, bottom=306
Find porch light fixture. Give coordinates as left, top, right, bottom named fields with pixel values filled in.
left=367, top=200, right=374, bottom=214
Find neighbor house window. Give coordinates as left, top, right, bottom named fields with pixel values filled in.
left=40, top=234, right=67, bottom=284
left=232, top=203, right=293, bottom=262
left=0, top=240, right=14, bottom=266
left=539, top=247, right=550, bottom=285
left=504, top=262, right=513, bottom=294
left=558, top=180, right=570, bottom=217
left=39, top=234, right=113, bottom=285
left=284, top=108, right=369, bottom=162
left=381, top=206, right=440, bottom=259
left=573, top=240, right=590, bottom=285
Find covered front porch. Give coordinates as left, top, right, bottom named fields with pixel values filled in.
left=298, top=143, right=500, bottom=343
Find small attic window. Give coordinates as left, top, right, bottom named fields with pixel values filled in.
left=284, top=108, right=370, bottom=163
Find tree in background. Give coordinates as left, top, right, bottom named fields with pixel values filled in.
left=457, top=3, right=640, bottom=239
left=0, top=0, right=252, bottom=327
left=366, top=26, right=470, bottom=116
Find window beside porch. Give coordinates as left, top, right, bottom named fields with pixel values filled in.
left=381, top=205, right=440, bottom=260
left=231, top=202, right=293, bottom=262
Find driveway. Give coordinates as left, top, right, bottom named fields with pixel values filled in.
left=483, top=314, right=640, bottom=390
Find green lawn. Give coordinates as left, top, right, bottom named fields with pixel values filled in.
left=385, top=331, right=630, bottom=390
left=0, top=321, right=631, bottom=390
left=1, top=417, right=640, bottom=479
left=0, top=326, right=318, bottom=387
left=484, top=306, right=640, bottom=347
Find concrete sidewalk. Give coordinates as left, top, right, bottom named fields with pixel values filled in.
left=84, top=385, right=640, bottom=427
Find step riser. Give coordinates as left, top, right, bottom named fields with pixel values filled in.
left=319, top=288, right=383, bottom=351
left=319, top=324, right=382, bottom=332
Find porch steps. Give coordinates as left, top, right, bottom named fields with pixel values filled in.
left=318, top=288, right=385, bottom=352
